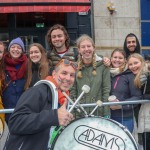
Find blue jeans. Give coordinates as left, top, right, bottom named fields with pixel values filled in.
left=111, top=116, right=134, bottom=133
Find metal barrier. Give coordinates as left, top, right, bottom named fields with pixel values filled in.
left=0, top=100, right=150, bottom=149
left=0, top=100, right=149, bottom=114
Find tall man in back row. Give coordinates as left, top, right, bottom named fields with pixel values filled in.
left=46, top=24, right=78, bottom=68
left=4, top=59, right=77, bottom=150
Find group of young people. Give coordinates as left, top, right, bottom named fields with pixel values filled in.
left=0, top=24, right=149, bottom=150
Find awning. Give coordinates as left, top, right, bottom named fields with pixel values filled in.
left=0, top=0, right=91, bottom=13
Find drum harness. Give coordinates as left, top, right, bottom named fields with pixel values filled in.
left=34, top=80, right=59, bottom=150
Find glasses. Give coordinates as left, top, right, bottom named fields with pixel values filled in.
left=56, top=59, right=78, bottom=70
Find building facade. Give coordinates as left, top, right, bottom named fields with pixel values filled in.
left=0, top=0, right=150, bottom=57
left=92, top=0, right=141, bottom=56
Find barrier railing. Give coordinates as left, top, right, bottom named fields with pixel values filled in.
left=0, top=100, right=149, bottom=114
left=0, top=100, right=150, bottom=149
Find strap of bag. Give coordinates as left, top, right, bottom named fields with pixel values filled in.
left=34, top=80, right=58, bottom=109
left=34, top=80, right=58, bottom=149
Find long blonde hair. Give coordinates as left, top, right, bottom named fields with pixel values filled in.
left=76, top=34, right=97, bottom=78
left=128, top=53, right=146, bottom=88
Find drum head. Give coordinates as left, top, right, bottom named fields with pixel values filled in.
left=51, top=117, right=138, bottom=150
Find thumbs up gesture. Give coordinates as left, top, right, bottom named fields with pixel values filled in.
left=58, top=99, right=74, bottom=126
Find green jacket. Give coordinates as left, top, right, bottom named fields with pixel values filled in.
left=47, top=47, right=78, bottom=67
left=70, top=57, right=110, bottom=118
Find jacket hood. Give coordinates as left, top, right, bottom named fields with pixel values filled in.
left=123, top=33, right=141, bottom=58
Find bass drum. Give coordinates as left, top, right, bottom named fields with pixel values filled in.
left=51, top=116, right=138, bottom=150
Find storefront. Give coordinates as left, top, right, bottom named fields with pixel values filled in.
left=0, top=0, right=91, bottom=51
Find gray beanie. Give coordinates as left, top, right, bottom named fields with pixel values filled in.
left=8, top=37, right=25, bottom=52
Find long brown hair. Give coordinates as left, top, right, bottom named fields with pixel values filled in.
left=128, top=53, right=146, bottom=88
left=0, top=41, right=6, bottom=93
left=24, top=43, right=50, bottom=90
left=46, top=24, right=70, bottom=50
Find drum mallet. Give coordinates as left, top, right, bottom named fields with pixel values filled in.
left=89, top=100, right=103, bottom=116
left=69, top=85, right=90, bottom=113
left=62, top=92, right=88, bottom=116
left=62, top=92, right=81, bottom=113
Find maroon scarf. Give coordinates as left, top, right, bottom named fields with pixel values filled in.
left=4, top=53, right=28, bottom=81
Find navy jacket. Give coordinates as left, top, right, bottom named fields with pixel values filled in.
left=110, top=70, right=142, bottom=118
left=2, top=72, right=26, bottom=123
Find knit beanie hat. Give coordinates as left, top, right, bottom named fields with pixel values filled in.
left=8, top=37, right=25, bottom=52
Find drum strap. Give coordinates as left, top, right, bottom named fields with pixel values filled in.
left=34, top=80, right=58, bottom=149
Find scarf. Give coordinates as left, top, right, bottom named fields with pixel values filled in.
left=45, top=76, right=69, bottom=105
left=110, top=64, right=128, bottom=77
left=110, top=68, right=120, bottom=77
left=4, top=53, right=28, bottom=81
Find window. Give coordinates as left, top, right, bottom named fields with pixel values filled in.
left=16, top=12, right=65, bottom=28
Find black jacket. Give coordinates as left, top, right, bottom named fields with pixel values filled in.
left=110, top=70, right=142, bottom=118
left=142, top=74, right=150, bottom=99
left=4, top=84, right=59, bottom=150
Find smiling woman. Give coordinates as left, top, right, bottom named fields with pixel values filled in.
left=24, top=43, right=51, bottom=90
left=70, top=34, right=111, bottom=118
left=109, top=48, right=142, bottom=133
left=128, top=53, right=150, bottom=149
left=2, top=37, right=28, bottom=123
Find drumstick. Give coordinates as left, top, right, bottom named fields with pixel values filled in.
left=89, top=100, right=103, bottom=116
left=69, top=85, right=90, bottom=113
left=62, top=92, right=81, bottom=113
left=62, top=92, right=88, bottom=116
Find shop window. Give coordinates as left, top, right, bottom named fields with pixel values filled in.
left=0, top=33, right=9, bottom=48
left=16, top=12, right=65, bottom=28
left=0, top=14, right=8, bottom=28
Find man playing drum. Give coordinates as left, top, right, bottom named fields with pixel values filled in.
left=4, top=59, right=77, bottom=150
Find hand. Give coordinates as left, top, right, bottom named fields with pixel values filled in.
left=58, top=99, right=74, bottom=126
left=103, top=57, right=111, bottom=67
left=110, top=99, right=122, bottom=110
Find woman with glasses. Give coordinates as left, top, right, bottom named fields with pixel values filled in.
left=70, top=34, right=111, bottom=118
